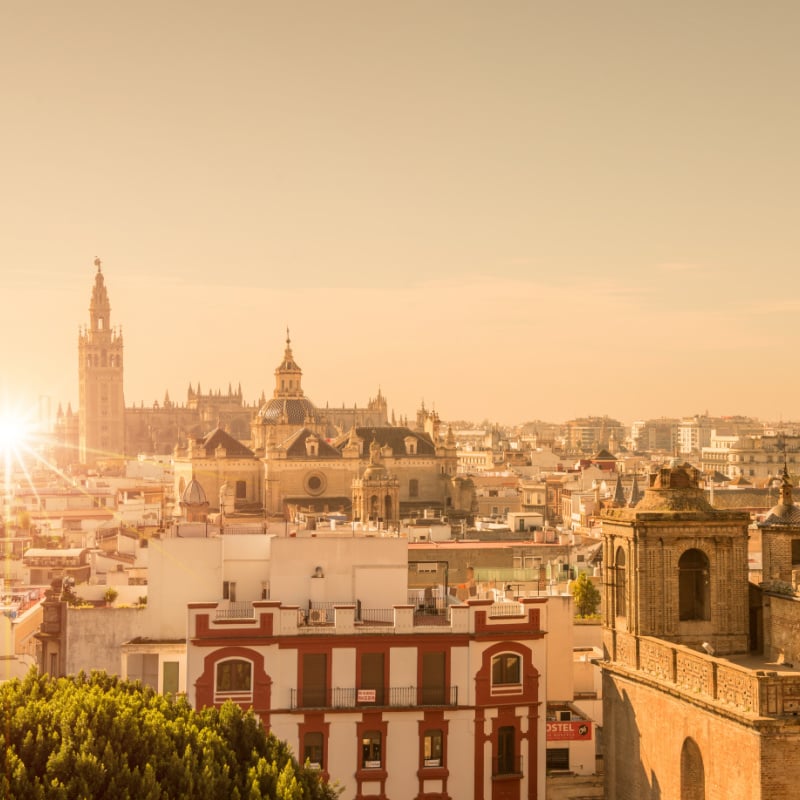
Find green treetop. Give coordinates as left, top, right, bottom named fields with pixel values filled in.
left=571, top=571, right=602, bottom=618
left=1, top=670, right=339, bottom=800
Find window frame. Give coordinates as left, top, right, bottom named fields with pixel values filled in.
left=615, top=546, right=626, bottom=618
left=303, top=731, right=324, bottom=771
left=679, top=548, right=711, bottom=621
left=422, top=728, right=443, bottom=768
left=496, top=725, right=517, bottom=775
left=361, top=730, right=382, bottom=769
left=214, top=658, right=253, bottom=699
left=491, top=652, right=522, bottom=693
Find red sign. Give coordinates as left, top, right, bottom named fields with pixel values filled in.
left=547, top=720, right=592, bottom=741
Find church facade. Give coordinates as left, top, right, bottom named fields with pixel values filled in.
left=173, top=334, right=475, bottom=522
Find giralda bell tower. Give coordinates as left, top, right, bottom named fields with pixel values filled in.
left=78, top=258, right=125, bottom=464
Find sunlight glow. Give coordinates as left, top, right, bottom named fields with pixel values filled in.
left=0, top=413, right=31, bottom=453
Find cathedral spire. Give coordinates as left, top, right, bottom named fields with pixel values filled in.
left=89, top=256, right=112, bottom=335
left=274, top=329, right=303, bottom=399
left=780, top=463, right=793, bottom=507
left=612, top=474, right=626, bottom=506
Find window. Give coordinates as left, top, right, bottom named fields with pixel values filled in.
left=301, top=653, right=327, bottom=707
left=235, top=480, right=246, bottom=499
left=162, top=661, right=179, bottom=694
left=216, top=659, right=251, bottom=694
left=423, top=729, right=443, bottom=767
left=359, top=652, right=385, bottom=705
left=496, top=726, right=516, bottom=775
left=792, top=539, right=800, bottom=566
left=362, top=731, right=382, bottom=768
left=679, top=549, right=710, bottom=620
left=546, top=747, right=569, bottom=770
left=303, top=732, right=323, bottom=770
left=409, top=479, right=419, bottom=498
left=223, top=581, right=237, bottom=602
left=615, top=547, right=626, bottom=617
left=492, top=653, right=521, bottom=686
left=421, top=651, right=446, bottom=704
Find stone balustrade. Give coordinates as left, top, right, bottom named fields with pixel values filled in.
left=609, top=630, right=800, bottom=717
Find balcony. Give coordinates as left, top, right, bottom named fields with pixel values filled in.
left=214, top=601, right=256, bottom=620
left=289, top=685, right=458, bottom=710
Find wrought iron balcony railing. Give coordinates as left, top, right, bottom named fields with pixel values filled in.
left=289, top=685, right=458, bottom=710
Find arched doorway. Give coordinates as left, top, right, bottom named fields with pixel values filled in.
left=680, top=737, right=705, bottom=800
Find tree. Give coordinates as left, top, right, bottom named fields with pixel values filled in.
left=0, top=670, right=339, bottom=800
left=571, top=572, right=601, bottom=617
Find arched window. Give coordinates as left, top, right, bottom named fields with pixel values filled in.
left=215, top=659, right=252, bottom=694
left=679, top=549, right=710, bottom=620
left=680, top=738, right=705, bottom=800
left=615, top=547, right=626, bottom=618
left=491, top=653, right=521, bottom=687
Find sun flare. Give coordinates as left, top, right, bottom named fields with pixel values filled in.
left=0, top=411, right=32, bottom=453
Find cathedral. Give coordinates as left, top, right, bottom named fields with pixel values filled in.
left=56, top=260, right=475, bottom=522
left=55, top=262, right=394, bottom=466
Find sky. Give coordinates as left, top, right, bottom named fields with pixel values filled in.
left=2, top=1, right=800, bottom=427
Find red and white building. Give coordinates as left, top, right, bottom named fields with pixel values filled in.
left=185, top=534, right=552, bottom=799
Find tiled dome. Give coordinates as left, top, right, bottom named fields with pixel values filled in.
left=182, top=478, right=208, bottom=506
left=257, top=397, right=318, bottom=425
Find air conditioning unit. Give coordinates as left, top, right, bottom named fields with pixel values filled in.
left=308, top=608, right=326, bottom=625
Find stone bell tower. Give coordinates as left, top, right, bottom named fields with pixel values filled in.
left=78, top=258, right=125, bottom=465
left=602, top=463, right=751, bottom=656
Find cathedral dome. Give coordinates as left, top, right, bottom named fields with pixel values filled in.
left=257, top=331, right=319, bottom=426
left=257, top=396, right=318, bottom=425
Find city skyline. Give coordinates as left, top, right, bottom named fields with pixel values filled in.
left=3, top=2, right=800, bottom=425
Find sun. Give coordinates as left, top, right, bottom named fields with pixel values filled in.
left=0, top=412, right=30, bottom=453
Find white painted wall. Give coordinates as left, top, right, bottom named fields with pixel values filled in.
left=147, top=536, right=223, bottom=639
left=270, top=536, right=408, bottom=607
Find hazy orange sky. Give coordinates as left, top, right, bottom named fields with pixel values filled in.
left=2, top=2, right=799, bottom=426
